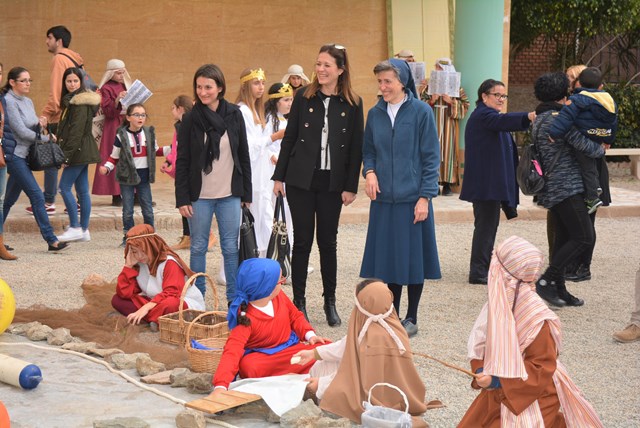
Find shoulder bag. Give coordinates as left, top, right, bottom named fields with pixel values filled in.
left=239, top=207, right=260, bottom=263
left=266, top=195, right=291, bottom=279
left=28, top=133, right=65, bottom=171
left=517, top=116, right=561, bottom=196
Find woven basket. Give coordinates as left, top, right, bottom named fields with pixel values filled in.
left=159, top=272, right=229, bottom=345
left=186, top=311, right=228, bottom=373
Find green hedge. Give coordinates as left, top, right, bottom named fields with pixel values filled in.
left=604, top=82, right=640, bottom=149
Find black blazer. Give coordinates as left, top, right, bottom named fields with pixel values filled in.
left=175, top=101, right=252, bottom=207
left=272, top=88, right=364, bottom=193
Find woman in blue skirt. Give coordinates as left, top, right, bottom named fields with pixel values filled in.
left=360, top=58, right=441, bottom=337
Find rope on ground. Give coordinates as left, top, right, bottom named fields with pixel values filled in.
left=413, top=351, right=479, bottom=379
left=0, top=341, right=241, bottom=428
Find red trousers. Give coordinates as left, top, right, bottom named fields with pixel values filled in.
left=111, top=294, right=184, bottom=323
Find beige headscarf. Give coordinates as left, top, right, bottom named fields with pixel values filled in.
left=320, top=281, right=427, bottom=424
left=125, top=224, right=194, bottom=277
left=98, top=58, right=133, bottom=89
left=468, top=236, right=603, bottom=427
left=280, top=64, right=310, bottom=85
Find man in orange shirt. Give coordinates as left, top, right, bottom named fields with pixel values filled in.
left=29, top=26, right=86, bottom=216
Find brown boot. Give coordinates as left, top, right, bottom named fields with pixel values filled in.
left=613, top=324, right=640, bottom=343
left=208, top=230, right=217, bottom=252
left=171, top=235, right=190, bottom=251
left=0, top=235, right=17, bottom=260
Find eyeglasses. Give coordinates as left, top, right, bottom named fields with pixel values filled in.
left=488, top=92, right=508, bottom=100
left=16, top=79, right=33, bottom=84
left=130, top=113, right=147, bottom=118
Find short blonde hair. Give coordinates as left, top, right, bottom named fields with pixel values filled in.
left=566, top=64, right=587, bottom=89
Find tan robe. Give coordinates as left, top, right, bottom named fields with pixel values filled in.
left=459, top=322, right=566, bottom=428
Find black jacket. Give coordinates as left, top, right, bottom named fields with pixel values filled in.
left=272, top=88, right=364, bottom=193
left=175, top=100, right=252, bottom=207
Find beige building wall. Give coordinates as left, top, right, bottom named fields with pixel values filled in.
left=0, top=0, right=387, bottom=184
left=389, top=0, right=452, bottom=68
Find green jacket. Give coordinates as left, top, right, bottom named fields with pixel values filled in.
left=114, top=125, right=157, bottom=185
left=57, top=91, right=101, bottom=166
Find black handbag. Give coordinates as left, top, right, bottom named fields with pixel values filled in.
left=239, top=206, right=260, bottom=263
left=266, top=195, right=292, bottom=279
left=28, top=134, right=65, bottom=171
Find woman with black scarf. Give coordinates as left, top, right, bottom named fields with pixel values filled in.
left=175, top=64, right=252, bottom=301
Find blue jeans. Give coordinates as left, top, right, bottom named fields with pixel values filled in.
left=0, top=167, right=7, bottom=234
left=190, top=196, right=241, bottom=300
left=120, top=182, right=154, bottom=235
left=59, top=164, right=91, bottom=230
left=44, top=166, right=58, bottom=204
left=3, top=156, right=57, bottom=244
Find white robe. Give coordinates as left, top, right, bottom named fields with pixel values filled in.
left=263, top=113, right=294, bottom=251
left=309, top=336, right=346, bottom=399
left=238, top=103, right=275, bottom=254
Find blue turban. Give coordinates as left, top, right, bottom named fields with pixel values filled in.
left=227, top=258, right=281, bottom=329
left=389, top=58, right=418, bottom=99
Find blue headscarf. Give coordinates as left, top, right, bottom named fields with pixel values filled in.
left=227, top=258, right=281, bottom=329
left=389, top=58, right=418, bottom=99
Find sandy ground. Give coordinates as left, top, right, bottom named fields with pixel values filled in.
left=1, top=214, right=639, bottom=427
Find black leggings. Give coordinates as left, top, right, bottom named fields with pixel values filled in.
left=544, top=194, right=594, bottom=281
left=286, top=172, right=343, bottom=301
left=387, top=283, right=424, bottom=324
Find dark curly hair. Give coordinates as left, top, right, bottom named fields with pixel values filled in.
left=534, top=72, right=569, bottom=103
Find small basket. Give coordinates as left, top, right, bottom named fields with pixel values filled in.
left=158, top=272, right=228, bottom=345
left=186, top=311, right=228, bottom=373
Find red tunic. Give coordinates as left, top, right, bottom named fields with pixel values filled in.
left=114, top=260, right=187, bottom=323
left=92, top=80, right=125, bottom=195
left=458, top=322, right=566, bottom=428
left=213, top=291, right=321, bottom=389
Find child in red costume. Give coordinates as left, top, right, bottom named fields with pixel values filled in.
left=111, top=224, right=205, bottom=331
left=209, top=258, right=328, bottom=395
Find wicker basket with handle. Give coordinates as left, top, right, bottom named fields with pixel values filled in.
left=186, top=311, right=228, bottom=373
left=158, top=272, right=229, bottom=345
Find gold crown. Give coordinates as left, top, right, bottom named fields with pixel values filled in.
left=268, top=84, right=294, bottom=99
left=240, top=68, right=266, bottom=84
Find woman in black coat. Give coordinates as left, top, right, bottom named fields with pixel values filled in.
left=272, top=44, right=364, bottom=326
left=175, top=64, right=252, bottom=301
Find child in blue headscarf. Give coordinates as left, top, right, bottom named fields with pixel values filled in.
left=209, top=258, right=328, bottom=395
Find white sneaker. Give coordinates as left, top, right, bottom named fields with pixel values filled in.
left=307, top=266, right=315, bottom=274
left=78, top=229, right=91, bottom=242
left=56, top=227, right=83, bottom=242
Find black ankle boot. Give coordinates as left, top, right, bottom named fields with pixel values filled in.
left=536, top=277, right=566, bottom=307
left=556, top=281, right=585, bottom=306
left=324, top=297, right=341, bottom=327
left=293, top=298, right=308, bottom=321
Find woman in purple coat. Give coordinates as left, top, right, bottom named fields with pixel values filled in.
left=459, top=79, right=535, bottom=285
left=92, top=59, right=132, bottom=205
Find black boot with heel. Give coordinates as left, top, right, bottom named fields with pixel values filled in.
left=293, top=298, right=308, bottom=321
left=324, top=297, right=341, bottom=327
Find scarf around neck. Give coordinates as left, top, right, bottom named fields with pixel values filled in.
left=191, top=100, right=228, bottom=175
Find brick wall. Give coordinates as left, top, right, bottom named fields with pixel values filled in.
left=509, top=37, right=557, bottom=85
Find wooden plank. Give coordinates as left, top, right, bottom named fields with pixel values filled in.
left=605, top=148, right=640, bottom=156
left=185, top=390, right=262, bottom=414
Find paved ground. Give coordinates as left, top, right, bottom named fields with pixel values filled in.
left=1, top=164, right=639, bottom=427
